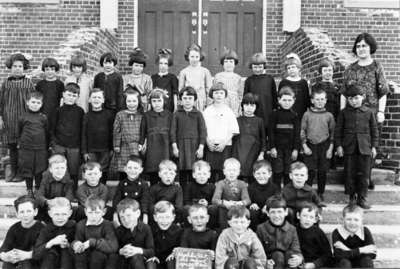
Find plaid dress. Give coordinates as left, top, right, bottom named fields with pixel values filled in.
left=112, top=109, right=143, bottom=171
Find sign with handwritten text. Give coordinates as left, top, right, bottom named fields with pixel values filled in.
left=175, top=247, right=213, bottom=269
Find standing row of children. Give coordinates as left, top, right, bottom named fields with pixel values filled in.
left=1, top=39, right=377, bottom=210
left=0, top=155, right=377, bottom=268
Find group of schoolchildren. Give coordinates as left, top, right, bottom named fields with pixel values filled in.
left=0, top=41, right=379, bottom=269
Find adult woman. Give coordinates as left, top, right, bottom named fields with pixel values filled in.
left=340, top=32, right=389, bottom=189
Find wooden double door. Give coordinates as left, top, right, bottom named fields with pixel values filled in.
left=138, top=0, right=262, bottom=77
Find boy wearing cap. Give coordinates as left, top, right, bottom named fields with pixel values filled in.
left=335, top=85, right=378, bottom=209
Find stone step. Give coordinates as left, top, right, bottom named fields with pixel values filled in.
left=326, top=168, right=396, bottom=185
left=317, top=184, right=400, bottom=205
left=322, top=204, right=400, bottom=225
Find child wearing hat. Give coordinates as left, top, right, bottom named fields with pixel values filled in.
left=278, top=53, right=311, bottom=120
left=214, top=48, right=243, bottom=116
left=178, top=43, right=213, bottom=111
left=124, top=48, right=153, bottom=111
left=335, top=85, right=379, bottom=209
left=244, top=52, right=278, bottom=134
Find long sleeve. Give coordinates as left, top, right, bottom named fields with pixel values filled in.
left=88, top=222, right=119, bottom=254
left=212, top=181, right=224, bottom=206
left=117, top=75, right=125, bottom=111
left=35, top=176, right=48, bottom=207
left=313, top=229, right=333, bottom=268
left=370, top=111, right=379, bottom=148
left=300, top=113, right=308, bottom=144
left=334, top=111, right=344, bottom=148
left=0, top=82, right=5, bottom=116
left=113, top=112, right=122, bottom=148
left=139, top=113, right=147, bottom=145
left=33, top=227, right=55, bottom=260
left=81, top=113, right=88, bottom=153
left=112, top=182, right=124, bottom=210
left=293, top=114, right=301, bottom=150
left=183, top=184, right=192, bottom=205
left=0, top=225, right=16, bottom=252
left=268, top=112, right=276, bottom=149
left=198, top=112, right=207, bottom=145
left=215, top=231, right=229, bottom=269
left=240, top=184, right=251, bottom=206
left=332, top=229, right=360, bottom=259
left=328, top=113, right=335, bottom=142
left=175, top=186, right=183, bottom=208
left=141, top=225, right=155, bottom=258
left=204, top=68, right=213, bottom=96
left=250, top=235, right=267, bottom=268
left=259, top=119, right=267, bottom=152
left=288, top=228, right=303, bottom=258
left=64, top=182, right=75, bottom=202
left=271, top=80, right=278, bottom=110
left=140, top=183, right=150, bottom=214
left=170, top=112, right=178, bottom=144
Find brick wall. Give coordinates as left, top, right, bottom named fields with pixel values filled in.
left=0, top=0, right=101, bottom=79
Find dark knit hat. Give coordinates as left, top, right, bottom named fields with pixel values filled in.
left=128, top=48, right=147, bottom=67
left=345, top=84, right=364, bottom=97
left=220, top=47, right=239, bottom=65
left=248, top=52, right=266, bottom=69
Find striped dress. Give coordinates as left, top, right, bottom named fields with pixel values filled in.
left=0, top=76, right=35, bottom=144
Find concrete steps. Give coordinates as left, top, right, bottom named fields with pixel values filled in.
left=0, top=168, right=398, bottom=267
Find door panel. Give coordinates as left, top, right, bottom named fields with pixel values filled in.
left=202, top=0, right=262, bottom=76
left=139, top=0, right=198, bottom=75
left=139, top=0, right=262, bottom=77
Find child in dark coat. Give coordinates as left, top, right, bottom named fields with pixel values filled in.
left=282, top=162, right=324, bottom=224
left=51, top=82, right=84, bottom=187
left=35, top=57, right=64, bottom=129
left=269, top=86, right=300, bottom=189
left=171, top=86, right=207, bottom=185
left=256, top=195, right=303, bottom=269
left=35, top=154, right=77, bottom=223
left=116, top=198, right=154, bottom=269
left=296, top=203, right=332, bottom=268
left=72, top=195, right=119, bottom=269
left=81, top=88, right=114, bottom=183
left=183, top=160, right=217, bottom=228
left=148, top=201, right=183, bottom=269
left=139, top=89, right=172, bottom=185
left=113, top=155, right=150, bottom=224
left=332, top=205, right=376, bottom=268
left=180, top=204, right=218, bottom=251
left=33, top=197, right=76, bottom=269
left=248, top=160, right=280, bottom=231
left=244, top=52, right=278, bottom=132
left=233, top=93, right=266, bottom=183
left=93, top=52, right=124, bottom=112
left=0, top=53, right=35, bottom=182
left=18, top=91, right=48, bottom=195
left=149, top=160, right=183, bottom=224
left=0, top=196, right=44, bottom=269
left=335, top=85, right=379, bottom=209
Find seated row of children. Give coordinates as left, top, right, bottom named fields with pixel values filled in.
left=0, top=193, right=376, bottom=269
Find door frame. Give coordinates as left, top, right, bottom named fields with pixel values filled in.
left=134, top=0, right=267, bottom=55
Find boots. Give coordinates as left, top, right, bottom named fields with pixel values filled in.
left=349, top=194, right=357, bottom=206
left=4, top=163, right=15, bottom=182
left=357, top=195, right=371, bottom=209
